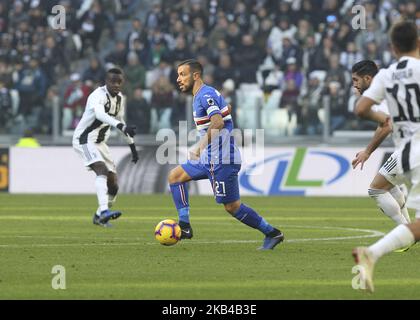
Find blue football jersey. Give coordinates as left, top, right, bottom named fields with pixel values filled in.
left=192, top=85, right=241, bottom=166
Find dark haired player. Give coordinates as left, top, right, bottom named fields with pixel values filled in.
left=73, top=68, right=138, bottom=227
left=352, top=21, right=420, bottom=292
left=351, top=60, right=410, bottom=226
left=168, top=59, right=284, bottom=250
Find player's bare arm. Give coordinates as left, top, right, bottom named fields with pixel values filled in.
left=352, top=115, right=392, bottom=170
left=190, top=113, right=224, bottom=159
left=354, top=96, right=389, bottom=125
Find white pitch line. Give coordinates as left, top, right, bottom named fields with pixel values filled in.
left=0, top=225, right=385, bottom=248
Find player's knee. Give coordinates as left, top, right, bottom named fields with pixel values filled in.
left=224, top=201, right=241, bottom=215
left=168, top=169, right=178, bottom=184
left=368, top=188, right=384, bottom=199
left=168, top=167, right=184, bottom=184
left=91, top=162, right=108, bottom=176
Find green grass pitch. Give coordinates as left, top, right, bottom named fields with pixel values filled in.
left=0, top=194, right=419, bottom=300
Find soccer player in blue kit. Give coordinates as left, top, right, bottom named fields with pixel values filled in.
left=168, top=59, right=284, bottom=250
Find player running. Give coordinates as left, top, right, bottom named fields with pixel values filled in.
left=351, top=60, right=411, bottom=226
left=168, top=59, right=284, bottom=250
left=73, top=67, right=138, bottom=227
left=352, top=20, right=420, bottom=292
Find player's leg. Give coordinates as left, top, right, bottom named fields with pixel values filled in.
left=90, top=162, right=122, bottom=226
left=369, top=173, right=407, bottom=224
left=353, top=167, right=420, bottom=292
left=370, top=153, right=409, bottom=224
left=97, top=142, right=119, bottom=209
left=224, top=199, right=284, bottom=250
left=168, top=163, right=204, bottom=239
left=107, top=171, right=118, bottom=208
left=389, top=185, right=411, bottom=223
left=213, top=164, right=284, bottom=250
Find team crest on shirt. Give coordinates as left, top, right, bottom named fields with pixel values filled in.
left=207, top=98, right=215, bottom=106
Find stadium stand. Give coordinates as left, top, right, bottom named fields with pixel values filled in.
left=0, top=0, right=418, bottom=145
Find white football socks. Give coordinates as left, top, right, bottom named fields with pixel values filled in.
left=389, top=186, right=411, bottom=223
left=368, top=189, right=406, bottom=224
left=95, top=175, right=108, bottom=216
left=369, top=224, right=415, bottom=261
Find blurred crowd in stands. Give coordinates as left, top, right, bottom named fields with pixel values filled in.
left=0, top=0, right=419, bottom=136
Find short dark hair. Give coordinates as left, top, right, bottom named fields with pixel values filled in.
left=178, top=59, right=203, bottom=75
left=107, top=67, right=124, bottom=76
left=351, top=60, right=378, bottom=77
left=390, top=20, right=418, bottom=53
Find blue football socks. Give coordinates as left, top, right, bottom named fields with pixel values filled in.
left=234, top=204, right=274, bottom=235
left=170, top=183, right=190, bottom=224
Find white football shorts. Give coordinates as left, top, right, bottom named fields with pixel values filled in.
left=379, top=141, right=420, bottom=213
left=73, top=140, right=116, bottom=173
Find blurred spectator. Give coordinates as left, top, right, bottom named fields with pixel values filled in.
left=298, top=72, right=323, bottom=135
left=311, top=36, right=337, bottom=71
left=62, top=73, right=91, bottom=130
left=9, top=2, right=28, bottom=30
left=302, top=35, right=318, bottom=74
left=334, top=22, right=354, bottom=51
left=355, top=20, right=386, bottom=54
left=39, top=85, right=59, bottom=134
left=79, top=0, right=107, bottom=56
left=15, top=129, right=40, bottom=148
left=148, top=38, right=169, bottom=68
left=279, top=79, right=300, bottom=134
left=214, top=54, right=236, bottom=90
left=220, top=79, right=237, bottom=123
left=126, top=87, right=151, bottom=134
left=170, top=36, right=191, bottom=63
left=82, top=57, right=106, bottom=85
left=16, top=58, right=46, bottom=117
left=151, top=75, right=175, bottom=129
left=126, top=18, right=148, bottom=51
left=207, top=14, right=229, bottom=49
left=123, top=52, right=146, bottom=98
left=295, top=19, right=315, bottom=47
left=38, top=35, right=65, bottom=85
left=209, top=39, right=230, bottom=65
left=170, top=91, right=188, bottom=131
left=235, top=34, right=262, bottom=84
left=340, top=42, right=363, bottom=71
left=254, top=18, right=273, bottom=53
left=0, top=2, right=9, bottom=34
left=267, top=16, right=297, bottom=61
left=280, top=36, right=302, bottom=69
left=325, top=53, right=349, bottom=88
left=323, top=81, right=348, bottom=132
left=145, top=0, right=164, bottom=30
left=281, top=57, right=304, bottom=90
left=226, top=22, right=242, bottom=53
left=105, top=40, right=128, bottom=68
left=0, top=80, right=13, bottom=133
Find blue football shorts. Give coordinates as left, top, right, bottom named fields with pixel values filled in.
left=182, top=160, right=241, bottom=204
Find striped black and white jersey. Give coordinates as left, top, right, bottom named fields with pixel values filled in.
left=363, top=56, right=420, bottom=149
left=73, top=86, right=133, bottom=145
